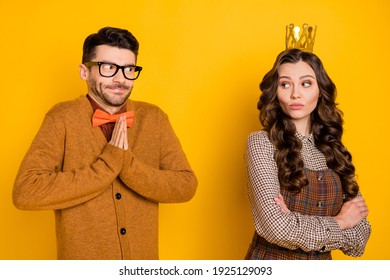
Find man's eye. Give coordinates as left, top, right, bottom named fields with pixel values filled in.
left=102, top=64, right=115, bottom=70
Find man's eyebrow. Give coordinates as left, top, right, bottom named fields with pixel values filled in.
left=100, top=61, right=136, bottom=67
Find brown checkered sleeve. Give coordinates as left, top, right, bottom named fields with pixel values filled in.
left=339, top=210, right=371, bottom=257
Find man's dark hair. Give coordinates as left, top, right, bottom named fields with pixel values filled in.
left=82, top=27, right=139, bottom=63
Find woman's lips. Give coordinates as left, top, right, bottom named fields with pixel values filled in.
left=289, top=103, right=304, bottom=110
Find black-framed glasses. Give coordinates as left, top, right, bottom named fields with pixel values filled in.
left=84, top=61, right=143, bottom=80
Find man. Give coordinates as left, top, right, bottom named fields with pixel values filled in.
left=13, top=27, right=198, bottom=260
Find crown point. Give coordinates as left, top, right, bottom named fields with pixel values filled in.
left=285, top=23, right=317, bottom=52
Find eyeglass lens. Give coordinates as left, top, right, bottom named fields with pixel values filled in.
left=99, top=63, right=141, bottom=80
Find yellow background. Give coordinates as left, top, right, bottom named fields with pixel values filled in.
left=1, top=0, right=388, bottom=260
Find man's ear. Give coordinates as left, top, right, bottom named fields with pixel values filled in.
left=79, top=64, right=89, bottom=81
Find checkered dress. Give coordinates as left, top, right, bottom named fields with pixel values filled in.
left=244, top=131, right=371, bottom=260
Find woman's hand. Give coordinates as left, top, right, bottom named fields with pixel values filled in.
left=334, top=196, right=369, bottom=230
left=274, top=194, right=291, bottom=214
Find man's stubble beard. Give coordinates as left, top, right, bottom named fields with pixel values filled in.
left=90, top=78, right=133, bottom=107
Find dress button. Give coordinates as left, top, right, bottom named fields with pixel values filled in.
left=317, top=201, right=323, bottom=208
left=120, top=228, right=126, bottom=235
left=318, top=175, right=323, bottom=181
left=115, top=193, right=122, bottom=200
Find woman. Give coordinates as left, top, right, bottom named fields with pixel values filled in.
left=245, top=48, right=371, bottom=259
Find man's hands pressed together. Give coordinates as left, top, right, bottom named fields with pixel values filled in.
left=109, top=115, right=129, bottom=150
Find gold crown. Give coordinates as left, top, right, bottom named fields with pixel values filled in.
left=285, top=23, right=317, bottom=52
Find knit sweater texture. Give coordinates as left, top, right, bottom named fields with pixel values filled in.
left=13, top=95, right=197, bottom=259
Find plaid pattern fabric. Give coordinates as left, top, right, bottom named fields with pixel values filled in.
left=245, top=131, right=371, bottom=259
left=246, top=234, right=332, bottom=260
left=283, top=169, right=343, bottom=217
left=246, top=169, right=342, bottom=260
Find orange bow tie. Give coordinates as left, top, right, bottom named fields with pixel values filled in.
left=92, top=109, right=134, bottom=127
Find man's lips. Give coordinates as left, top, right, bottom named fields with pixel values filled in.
left=106, top=85, right=130, bottom=93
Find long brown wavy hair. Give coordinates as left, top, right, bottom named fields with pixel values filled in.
left=258, top=48, right=358, bottom=201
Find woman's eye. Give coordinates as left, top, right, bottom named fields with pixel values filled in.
left=280, top=82, right=290, bottom=89
left=302, top=81, right=311, bottom=87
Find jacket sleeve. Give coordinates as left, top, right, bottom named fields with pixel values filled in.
left=119, top=111, right=197, bottom=203
left=338, top=217, right=371, bottom=257
left=13, top=114, right=124, bottom=210
left=246, top=132, right=371, bottom=255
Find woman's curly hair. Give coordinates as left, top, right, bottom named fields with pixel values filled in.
left=258, top=48, right=358, bottom=201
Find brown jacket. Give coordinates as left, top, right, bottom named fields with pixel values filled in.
left=13, top=96, right=197, bottom=259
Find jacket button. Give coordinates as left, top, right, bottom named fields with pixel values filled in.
left=120, top=228, right=126, bottom=235
left=115, top=193, right=122, bottom=200
left=318, top=175, right=323, bottom=181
